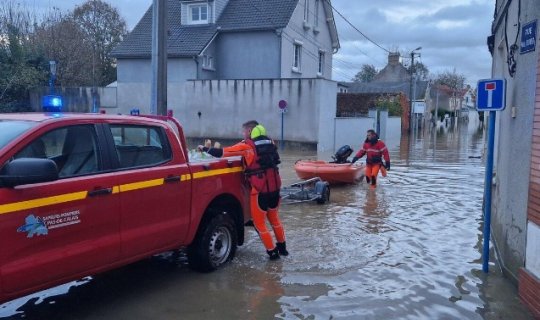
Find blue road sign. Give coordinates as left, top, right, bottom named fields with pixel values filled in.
left=521, top=19, right=537, bottom=54
left=477, top=79, right=506, bottom=111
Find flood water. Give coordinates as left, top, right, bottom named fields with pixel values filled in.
left=0, top=117, right=534, bottom=319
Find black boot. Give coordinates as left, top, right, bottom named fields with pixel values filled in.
left=276, top=242, right=289, bottom=256
left=366, top=176, right=371, bottom=184
left=267, top=248, right=280, bottom=260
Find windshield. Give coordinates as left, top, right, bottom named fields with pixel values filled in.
left=0, top=120, right=38, bottom=149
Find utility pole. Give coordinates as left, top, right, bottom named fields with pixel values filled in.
left=408, top=47, right=421, bottom=133
left=49, top=60, right=57, bottom=95
left=151, top=0, right=168, bottom=115
left=435, top=86, right=439, bottom=126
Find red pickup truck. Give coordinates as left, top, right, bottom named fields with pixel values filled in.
left=0, top=113, right=250, bottom=303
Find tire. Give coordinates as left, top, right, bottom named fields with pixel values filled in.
left=315, top=181, right=330, bottom=204
left=187, top=212, right=237, bottom=272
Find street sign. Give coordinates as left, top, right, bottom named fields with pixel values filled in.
left=477, top=78, right=506, bottom=272
left=413, top=101, right=426, bottom=114
left=521, top=19, right=537, bottom=54
left=477, top=79, right=506, bottom=111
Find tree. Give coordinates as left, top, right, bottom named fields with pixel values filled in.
left=73, top=0, right=128, bottom=86
left=434, top=69, right=466, bottom=90
left=352, top=64, right=378, bottom=83
left=0, top=1, right=47, bottom=112
left=408, top=62, right=429, bottom=80
left=33, top=9, right=94, bottom=86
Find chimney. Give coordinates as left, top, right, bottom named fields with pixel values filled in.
left=388, top=52, right=400, bottom=66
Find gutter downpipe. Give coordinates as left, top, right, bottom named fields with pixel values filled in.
left=276, top=28, right=283, bottom=77
left=193, top=56, right=199, bottom=79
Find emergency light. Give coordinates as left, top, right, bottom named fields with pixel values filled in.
left=42, top=95, right=63, bottom=112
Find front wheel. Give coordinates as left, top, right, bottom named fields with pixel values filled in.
left=187, top=212, right=237, bottom=272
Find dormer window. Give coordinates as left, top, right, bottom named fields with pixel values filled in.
left=188, top=3, right=208, bottom=24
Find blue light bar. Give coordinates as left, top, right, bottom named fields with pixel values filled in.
left=42, top=95, right=63, bottom=112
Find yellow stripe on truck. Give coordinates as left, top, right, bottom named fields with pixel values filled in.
left=0, top=166, right=243, bottom=215
left=192, top=166, right=243, bottom=179
left=0, top=191, right=88, bottom=215
left=119, top=178, right=164, bottom=192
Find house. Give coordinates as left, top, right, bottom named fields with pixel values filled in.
left=337, top=52, right=430, bottom=131
left=108, top=0, right=340, bottom=152
left=111, top=0, right=340, bottom=111
left=488, top=0, right=540, bottom=317
left=373, top=52, right=410, bottom=82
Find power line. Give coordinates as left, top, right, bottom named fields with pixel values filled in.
left=325, top=0, right=390, bottom=54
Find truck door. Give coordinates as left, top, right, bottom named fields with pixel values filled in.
left=105, top=124, right=191, bottom=258
left=0, top=124, right=121, bottom=295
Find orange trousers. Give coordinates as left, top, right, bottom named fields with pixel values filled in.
left=365, top=163, right=381, bottom=183
left=250, top=188, right=286, bottom=250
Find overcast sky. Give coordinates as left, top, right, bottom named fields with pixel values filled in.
left=33, top=0, right=493, bottom=86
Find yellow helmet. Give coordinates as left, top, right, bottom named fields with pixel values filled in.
left=250, top=124, right=267, bottom=139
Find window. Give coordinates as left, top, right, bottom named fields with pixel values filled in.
left=188, top=4, right=208, bottom=24
left=293, top=43, right=302, bottom=72
left=318, top=51, right=325, bottom=75
left=202, top=54, right=214, bottom=70
left=110, top=125, right=171, bottom=169
left=14, top=125, right=100, bottom=178
left=0, top=120, right=37, bottom=149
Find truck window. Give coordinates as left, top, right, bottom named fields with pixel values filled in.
left=14, top=130, right=66, bottom=160
left=14, top=125, right=101, bottom=178
left=110, top=125, right=171, bottom=168
left=0, top=120, right=37, bottom=149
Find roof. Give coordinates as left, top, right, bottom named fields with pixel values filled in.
left=341, top=81, right=429, bottom=100
left=218, top=0, right=298, bottom=31
left=112, top=0, right=299, bottom=58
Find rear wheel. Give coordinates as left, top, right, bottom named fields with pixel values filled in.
left=188, top=212, right=237, bottom=272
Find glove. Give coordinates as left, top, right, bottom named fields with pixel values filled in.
left=197, top=145, right=209, bottom=152
left=351, top=157, right=359, bottom=164
left=385, top=162, right=390, bottom=170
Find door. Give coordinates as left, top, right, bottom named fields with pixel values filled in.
left=105, top=124, right=192, bottom=258
left=0, top=124, right=121, bottom=295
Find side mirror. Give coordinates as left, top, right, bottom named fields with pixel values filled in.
left=0, top=158, right=59, bottom=187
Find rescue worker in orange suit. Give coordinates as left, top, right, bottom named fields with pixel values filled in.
left=198, top=120, right=287, bottom=260
left=351, top=129, right=390, bottom=189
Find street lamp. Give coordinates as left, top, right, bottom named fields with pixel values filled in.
left=49, top=60, right=57, bottom=95
left=408, top=47, right=421, bottom=133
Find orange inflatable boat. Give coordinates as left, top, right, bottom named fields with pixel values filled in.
left=294, top=160, right=365, bottom=185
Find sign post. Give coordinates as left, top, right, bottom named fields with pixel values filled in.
left=477, top=78, right=506, bottom=273
left=278, top=100, right=288, bottom=150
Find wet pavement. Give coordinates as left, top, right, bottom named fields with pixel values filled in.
left=0, top=118, right=535, bottom=319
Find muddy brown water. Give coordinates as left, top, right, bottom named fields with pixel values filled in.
left=0, top=121, right=534, bottom=319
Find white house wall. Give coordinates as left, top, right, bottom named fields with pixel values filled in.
left=215, top=31, right=281, bottom=79
left=116, top=58, right=197, bottom=113
left=113, top=78, right=336, bottom=150
left=178, top=79, right=336, bottom=147
left=491, top=0, right=540, bottom=280
left=199, top=41, right=218, bottom=80
left=281, top=0, right=334, bottom=79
